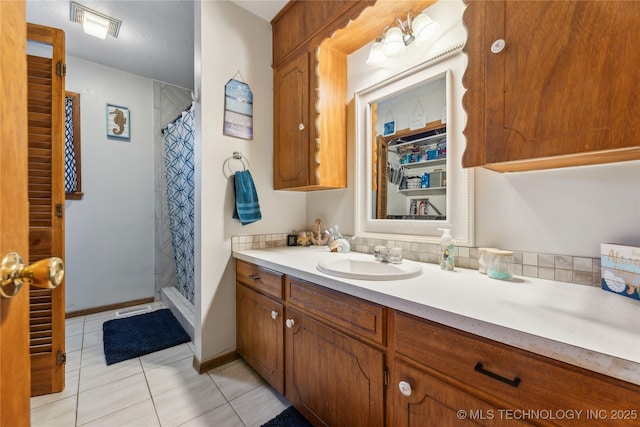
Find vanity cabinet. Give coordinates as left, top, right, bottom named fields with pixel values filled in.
left=236, top=259, right=640, bottom=426
left=235, top=261, right=285, bottom=394
left=462, top=0, right=640, bottom=172
left=392, top=310, right=640, bottom=426
left=391, top=360, right=531, bottom=426
left=235, top=261, right=386, bottom=425
left=284, top=276, right=386, bottom=426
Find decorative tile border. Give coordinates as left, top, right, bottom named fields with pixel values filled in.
left=231, top=234, right=602, bottom=288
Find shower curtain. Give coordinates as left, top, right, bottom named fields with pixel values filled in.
left=162, top=106, right=195, bottom=304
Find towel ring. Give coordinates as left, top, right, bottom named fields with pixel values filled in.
left=224, top=152, right=249, bottom=178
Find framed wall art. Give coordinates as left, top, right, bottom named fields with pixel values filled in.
left=224, top=75, right=253, bottom=140
left=106, top=104, right=130, bottom=140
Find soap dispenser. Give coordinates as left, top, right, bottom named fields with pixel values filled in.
left=438, top=228, right=455, bottom=271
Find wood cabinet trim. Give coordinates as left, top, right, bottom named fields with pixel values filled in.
left=235, top=259, right=284, bottom=299
left=285, top=276, right=386, bottom=346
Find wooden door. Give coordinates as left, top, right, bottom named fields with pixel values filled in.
left=391, top=361, right=531, bottom=427
left=285, top=307, right=384, bottom=426
left=0, top=1, right=31, bottom=425
left=273, top=52, right=309, bottom=189
left=463, top=0, right=640, bottom=171
left=236, top=283, right=284, bottom=394
left=26, top=23, right=66, bottom=397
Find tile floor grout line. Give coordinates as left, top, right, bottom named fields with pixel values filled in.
left=140, top=357, right=163, bottom=427
left=74, top=315, right=85, bottom=427
left=205, top=369, right=250, bottom=427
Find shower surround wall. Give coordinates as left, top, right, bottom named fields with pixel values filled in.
left=153, top=82, right=192, bottom=301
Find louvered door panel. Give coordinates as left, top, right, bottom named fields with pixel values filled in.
left=27, top=23, right=65, bottom=397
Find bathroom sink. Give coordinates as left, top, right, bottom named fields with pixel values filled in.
left=317, top=258, right=422, bottom=281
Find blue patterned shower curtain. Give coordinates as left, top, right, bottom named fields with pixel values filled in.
left=163, top=106, right=195, bottom=304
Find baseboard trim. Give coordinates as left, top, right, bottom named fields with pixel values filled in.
left=65, top=297, right=155, bottom=318
left=193, top=351, right=239, bottom=374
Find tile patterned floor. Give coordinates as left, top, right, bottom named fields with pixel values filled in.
left=31, top=303, right=289, bottom=427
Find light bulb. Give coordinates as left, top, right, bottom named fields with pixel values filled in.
left=383, top=27, right=405, bottom=57
left=366, top=41, right=386, bottom=66
left=83, top=11, right=109, bottom=39
left=411, top=13, right=439, bottom=46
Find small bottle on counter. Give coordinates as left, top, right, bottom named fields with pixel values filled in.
left=487, top=250, right=514, bottom=280
left=438, top=228, right=455, bottom=271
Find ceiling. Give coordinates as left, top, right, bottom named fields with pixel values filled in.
left=26, top=1, right=287, bottom=90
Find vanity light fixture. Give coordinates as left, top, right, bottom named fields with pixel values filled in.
left=367, top=11, right=440, bottom=66
left=365, top=38, right=386, bottom=66
left=70, top=2, right=121, bottom=39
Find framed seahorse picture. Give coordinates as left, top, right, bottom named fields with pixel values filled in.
left=106, top=104, right=130, bottom=140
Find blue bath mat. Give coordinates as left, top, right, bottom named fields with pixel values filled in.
left=261, top=406, right=312, bottom=427
left=103, top=309, right=190, bottom=365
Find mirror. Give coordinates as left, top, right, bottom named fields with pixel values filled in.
left=373, top=74, right=447, bottom=221
left=354, top=47, right=474, bottom=245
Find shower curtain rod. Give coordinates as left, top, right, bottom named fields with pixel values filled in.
left=161, top=104, right=193, bottom=135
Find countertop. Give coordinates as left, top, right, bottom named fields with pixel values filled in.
left=233, top=246, right=640, bottom=386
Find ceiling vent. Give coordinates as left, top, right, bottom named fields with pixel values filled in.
left=70, top=2, right=121, bottom=39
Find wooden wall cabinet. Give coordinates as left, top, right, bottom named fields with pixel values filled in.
left=271, top=0, right=373, bottom=190
left=272, top=44, right=348, bottom=191
left=462, top=0, right=640, bottom=172
left=273, top=51, right=310, bottom=189
left=271, top=0, right=363, bottom=67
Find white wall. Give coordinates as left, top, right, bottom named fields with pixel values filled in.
left=64, top=56, right=155, bottom=312
left=195, top=1, right=306, bottom=363
left=307, top=0, right=640, bottom=257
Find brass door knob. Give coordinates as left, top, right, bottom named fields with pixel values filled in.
left=0, top=252, right=64, bottom=298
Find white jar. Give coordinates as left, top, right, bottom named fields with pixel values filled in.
left=487, top=250, right=514, bottom=280
left=478, top=247, right=497, bottom=274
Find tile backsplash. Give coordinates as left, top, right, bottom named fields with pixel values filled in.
left=231, top=234, right=602, bottom=287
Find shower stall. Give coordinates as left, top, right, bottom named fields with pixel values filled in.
left=154, top=82, right=195, bottom=337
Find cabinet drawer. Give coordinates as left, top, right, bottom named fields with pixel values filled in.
left=394, top=311, right=640, bottom=424
left=236, top=260, right=283, bottom=300
left=286, top=276, right=385, bottom=345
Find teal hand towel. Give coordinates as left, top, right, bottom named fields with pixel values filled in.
left=233, top=170, right=262, bottom=225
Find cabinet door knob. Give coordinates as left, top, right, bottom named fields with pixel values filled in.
left=298, top=123, right=305, bottom=131
left=490, top=39, right=506, bottom=54
left=398, top=380, right=412, bottom=397
left=271, top=310, right=278, bottom=320
left=286, top=318, right=295, bottom=328
left=248, top=274, right=261, bottom=281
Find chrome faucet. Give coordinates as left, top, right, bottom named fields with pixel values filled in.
left=373, top=246, right=402, bottom=264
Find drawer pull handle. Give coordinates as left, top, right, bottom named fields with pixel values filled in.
left=286, top=318, right=295, bottom=328
left=474, top=362, right=521, bottom=388
left=248, top=274, right=261, bottom=281
left=271, top=310, right=278, bottom=320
